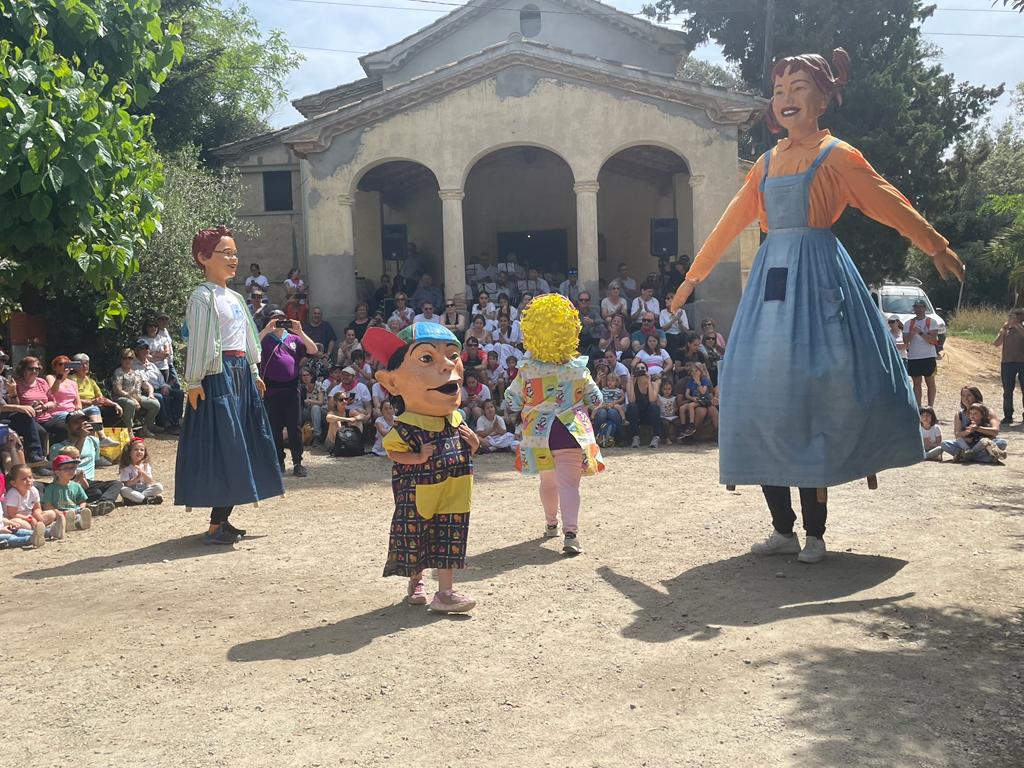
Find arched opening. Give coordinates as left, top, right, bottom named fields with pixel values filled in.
left=462, top=146, right=575, bottom=299
left=597, top=145, right=691, bottom=295
left=354, top=160, right=441, bottom=311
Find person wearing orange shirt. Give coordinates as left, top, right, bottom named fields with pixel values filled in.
left=671, top=48, right=964, bottom=565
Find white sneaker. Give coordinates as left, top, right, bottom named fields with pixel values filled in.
left=631, top=436, right=641, bottom=448
left=562, top=532, right=583, bottom=555
left=30, top=521, right=45, bottom=548
left=543, top=523, right=559, bottom=538
left=76, top=507, right=92, bottom=531
left=750, top=530, right=801, bottom=556
left=47, top=515, right=65, bottom=540
left=99, top=436, right=120, bottom=448
left=798, top=536, right=827, bottom=564
left=649, top=435, right=660, bottom=449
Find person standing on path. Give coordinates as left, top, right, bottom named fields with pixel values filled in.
left=259, top=310, right=317, bottom=477
left=175, top=226, right=284, bottom=545
left=904, top=299, right=940, bottom=407
left=670, top=48, right=963, bottom=565
left=994, top=307, right=1024, bottom=425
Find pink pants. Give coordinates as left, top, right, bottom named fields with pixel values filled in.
left=538, top=448, right=584, bottom=533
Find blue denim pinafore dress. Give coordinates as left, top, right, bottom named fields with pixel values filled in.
left=717, top=140, right=923, bottom=488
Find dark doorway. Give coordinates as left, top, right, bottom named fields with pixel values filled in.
left=497, top=229, right=568, bottom=274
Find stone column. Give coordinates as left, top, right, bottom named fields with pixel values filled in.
left=689, top=171, right=742, bottom=337
left=439, top=188, right=467, bottom=308
left=574, top=180, right=600, bottom=297
left=304, top=172, right=356, bottom=329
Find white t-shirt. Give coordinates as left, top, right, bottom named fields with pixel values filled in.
left=476, top=414, right=506, bottom=434
left=462, top=383, right=491, bottom=405
left=285, top=278, right=307, bottom=305
left=631, top=296, right=660, bottom=318
left=371, top=381, right=390, bottom=406
left=660, top=308, right=689, bottom=336
left=215, top=287, right=247, bottom=352
left=635, top=348, right=671, bottom=376
left=329, top=382, right=371, bottom=410
left=119, top=462, right=155, bottom=489
left=4, top=486, right=40, bottom=517
left=601, top=297, right=628, bottom=318
left=890, top=328, right=908, bottom=359
left=414, top=313, right=440, bottom=324
left=245, top=274, right=269, bottom=293
left=905, top=317, right=938, bottom=360
left=920, top=424, right=941, bottom=447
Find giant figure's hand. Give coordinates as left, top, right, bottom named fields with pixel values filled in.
left=188, top=385, right=205, bottom=410
left=669, top=279, right=695, bottom=313
left=933, top=248, right=965, bottom=282
left=255, top=377, right=266, bottom=397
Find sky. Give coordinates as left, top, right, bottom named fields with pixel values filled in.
left=238, top=0, right=1024, bottom=131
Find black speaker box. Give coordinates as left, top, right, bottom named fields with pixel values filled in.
left=650, top=218, right=678, bottom=257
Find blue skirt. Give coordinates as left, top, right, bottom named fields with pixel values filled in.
left=718, top=228, right=923, bottom=488
left=174, top=354, right=284, bottom=508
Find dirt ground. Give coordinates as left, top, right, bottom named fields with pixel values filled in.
left=1, top=338, right=1021, bottom=768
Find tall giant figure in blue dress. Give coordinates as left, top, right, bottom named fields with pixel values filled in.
left=670, top=49, right=964, bottom=564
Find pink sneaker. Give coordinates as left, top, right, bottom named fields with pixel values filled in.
left=428, top=589, right=476, bottom=613
left=406, top=578, right=428, bottom=605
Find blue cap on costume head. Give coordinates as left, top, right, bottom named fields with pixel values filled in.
left=397, top=322, right=462, bottom=351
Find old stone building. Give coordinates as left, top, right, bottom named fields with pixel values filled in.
left=213, top=0, right=764, bottom=331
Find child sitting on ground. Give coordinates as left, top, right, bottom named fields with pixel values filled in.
left=482, top=350, right=508, bottom=402
left=118, top=438, right=164, bottom=504
left=371, top=399, right=396, bottom=457
left=41, top=454, right=91, bottom=532
left=593, top=371, right=626, bottom=447
left=2, top=464, right=46, bottom=548
left=461, top=369, right=491, bottom=423
left=658, top=377, right=680, bottom=444
left=920, top=407, right=942, bottom=461
left=475, top=399, right=518, bottom=453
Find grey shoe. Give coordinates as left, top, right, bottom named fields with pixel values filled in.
left=30, top=521, right=45, bottom=548
left=797, top=536, right=827, bottom=564
left=47, top=514, right=65, bottom=540
left=631, top=436, right=641, bottom=448
left=76, top=507, right=92, bottom=530
left=95, top=455, right=113, bottom=468
left=649, top=435, right=660, bottom=449
left=562, top=532, right=583, bottom=555
left=750, top=530, right=801, bottom=556
left=543, top=523, right=559, bottom=538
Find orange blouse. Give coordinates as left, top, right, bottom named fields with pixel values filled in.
left=687, top=130, right=949, bottom=284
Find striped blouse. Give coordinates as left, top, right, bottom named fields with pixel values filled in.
left=183, top=282, right=262, bottom=389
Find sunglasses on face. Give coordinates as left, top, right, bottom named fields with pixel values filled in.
left=446, top=303, right=455, bottom=307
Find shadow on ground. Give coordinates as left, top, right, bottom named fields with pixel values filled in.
left=598, top=552, right=911, bottom=641
left=780, top=604, right=1024, bottom=767
left=13, top=534, right=251, bottom=580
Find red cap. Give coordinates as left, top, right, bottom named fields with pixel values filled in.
left=361, top=327, right=406, bottom=366
left=52, top=454, right=81, bottom=471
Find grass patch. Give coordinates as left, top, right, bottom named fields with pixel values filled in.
left=947, top=305, right=1006, bottom=342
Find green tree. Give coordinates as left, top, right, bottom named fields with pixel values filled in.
left=642, top=0, right=1000, bottom=283
left=144, top=1, right=302, bottom=155
left=679, top=56, right=750, bottom=92
left=0, top=0, right=182, bottom=325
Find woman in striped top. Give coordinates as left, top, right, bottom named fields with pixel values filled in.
left=174, top=226, right=284, bottom=545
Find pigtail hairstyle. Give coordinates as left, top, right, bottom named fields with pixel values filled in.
left=764, top=47, right=850, bottom=134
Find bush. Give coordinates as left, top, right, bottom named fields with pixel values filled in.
left=947, top=305, right=1008, bottom=342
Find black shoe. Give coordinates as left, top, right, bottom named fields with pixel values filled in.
left=292, top=464, right=308, bottom=477
left=222, top=521, right=247, bottom=538
left=1002, top=416, right=1014, bottom=425
left=146, top=495, right=164, bottom=505
left=26, top=452, right=46, bottom=466
left=165, top=424, right=181, bottom=435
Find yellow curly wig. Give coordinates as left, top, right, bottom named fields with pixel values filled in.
left=520, top=293, right=582, bottom=363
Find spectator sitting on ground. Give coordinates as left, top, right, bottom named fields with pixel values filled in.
left=482, top=350, right=508, bottom=402
left=629, top=283, right=660, bottom=329
left=411, top=274, right=443, bottom=313
left=700, top=330, right=723, bottom=387
left=461, top=369, right=491, bottom=422
left=700, top=318, right=727, bottom=355
left=494, top=313, right=523, bottom=349
left=475, top=399, right=517, bottom=453
left=70, top=354, right=122, bottom=446
left=440, top=299, right=467, bottom=340
left=245, top=263, right=270, bottom=296
left=599, top=313, right=632, bottom=357
left=140, top=317, right=175, bottom=384
left=517, top=292, right=534, bottom=318
left=633, top=333, right=672, bottom=380
left=558, top=268, right=581, bottom=303
left=600, top=282, right=628, bottom=321
left=370, top=377, right=391, bottom=420
left=602, top=348, right=632, bottom=388
left=592, top=371, right=626, bottom=447
left=48, top=411, right=123, bottom=515
left=471, top=291, right=498, bottom=329
left=414, top=301, right=440, bottom=324
left=658, top=376, right=680, bottom=444
left=630, top=313, right=667, bottom=351
left=306, top=306, right=338, bottom=360
left=496, top=294, right=519, bottom=323
left=943, top=401, right=1007, bottom=463
left=350, top=349, right=373, bottom=387
left=371, top=399, right=396, bottom=457
left=118, top=438, right=164, bottom=505
left=319, top=365, right=343, bottom=397
left=920, top=406, right=942, bottom=461
left=389, top=292, right=415, bottom=329
left=334, top=328, right=362, bottom=367
left=284, top=267, right=308, bottom=324
left=577, top=291, right=605, bottom=356
left=2, top=356, right=47, bottom=466
left=679, top=331, right=709, bottom=370
left=111, top=348, right=160, bottom=436
left=626, top=361, right=662, bottom=449
left=683, top=363, right=718, bottom=436
left=132, top=340, right=183, bottom=433
left=329, top=366, right=372, bottom=424
left=324, top=390, right=366, bottom=449
left=301, top=367, right=325, bottom=444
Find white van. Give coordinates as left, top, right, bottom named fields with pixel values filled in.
left=869, top=280, right=947, bottom=350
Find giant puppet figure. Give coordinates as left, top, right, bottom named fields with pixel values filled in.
left=362, top=322, right=480, bottom=613
left=670, top=49, right=964, bottom=564
left=503, top=293, right=605, bottom=555
left=175, top=226, right=284, bottom=544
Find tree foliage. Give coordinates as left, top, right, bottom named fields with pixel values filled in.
left=679, top=56, right=749, bottom=92
left=0, top=0, right=182, bottom=325
left=144, top=1, right=302, bottom=155
left=642, top=0, right=1001, bottom=283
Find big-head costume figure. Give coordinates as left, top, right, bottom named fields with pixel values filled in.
left=504, top=293, right=604, bottom=555
left=670, top=49, right=964, bottom=564
left=362, top=322, right=480, bottom=614
left=175, top=226, right=284, bottom=545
